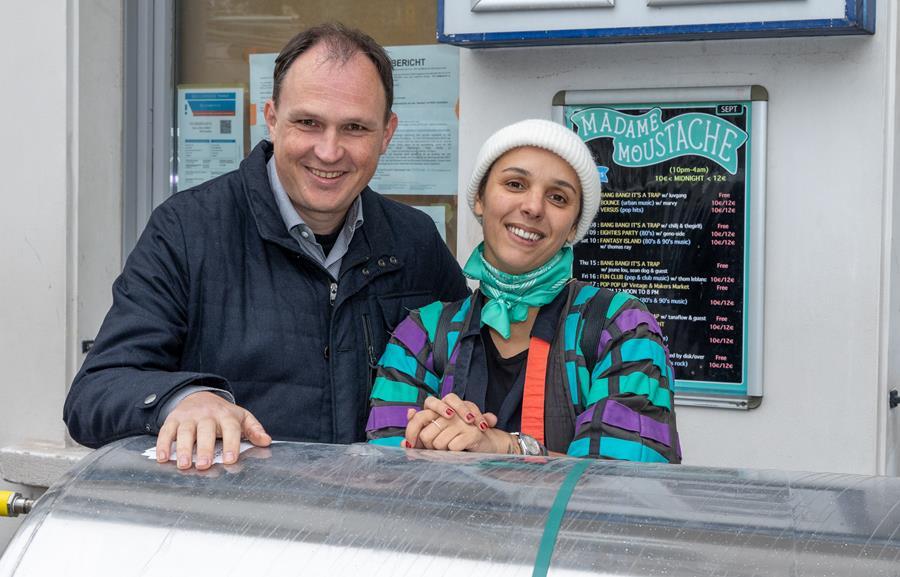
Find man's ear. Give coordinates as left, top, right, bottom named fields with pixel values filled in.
left=380, top=112, right=399, bottom=154
left=263, top=99, right=278, bottom=142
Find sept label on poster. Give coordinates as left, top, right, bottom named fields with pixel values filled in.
left=558, top=88, right=766, bottom=408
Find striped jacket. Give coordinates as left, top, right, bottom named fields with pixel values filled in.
left=367, top=282, right=681, bottom=463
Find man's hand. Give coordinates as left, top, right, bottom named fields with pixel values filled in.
left=155, top=391, right=271, bottom=470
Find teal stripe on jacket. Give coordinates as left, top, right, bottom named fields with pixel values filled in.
left=417, top=301, right=443, bottom=343
left=567, top=436, right=668, bottom=463
left=370, top=436, right=404, bottom=447
left=574, top=284, right=599, bottom=306
left=371, top=376, right=421, bottom=403
left=594, top=338, right=671, bottom=382
left=380, top=343, right=440, bottom=391
left=607, top=292, right=636, bottom=319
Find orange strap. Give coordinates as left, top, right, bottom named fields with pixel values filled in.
left=521, top=336, right=550, bottom=445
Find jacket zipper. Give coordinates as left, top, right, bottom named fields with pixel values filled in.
left=361, top=313, right=378, bottom=368
left=329, top=281, right=338, bottom=306
left=361, top=313, right=379, bottom=405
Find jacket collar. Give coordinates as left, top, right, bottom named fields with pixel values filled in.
left=242, top=141, right=300, bottom=254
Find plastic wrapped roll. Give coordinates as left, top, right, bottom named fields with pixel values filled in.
left=2, top=436, right=900, bottom=576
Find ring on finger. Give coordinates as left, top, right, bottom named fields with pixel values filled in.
left=430, top=419, right=444, bottom=431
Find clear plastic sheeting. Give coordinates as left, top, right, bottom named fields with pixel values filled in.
left=3, top=437, right=900, bottom=576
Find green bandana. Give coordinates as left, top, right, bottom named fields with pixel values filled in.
left=463, top=243, right=573, bottom=339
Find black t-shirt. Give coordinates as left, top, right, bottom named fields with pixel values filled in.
left=482, top=325, right=526, bottom=430
left=315, top=230, right=341, bottom=256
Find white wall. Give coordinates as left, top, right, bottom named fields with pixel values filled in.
left=0, top=0, right=122, bottom=552
left=457, top=2, right=898, bottom=474
left=0, top=2, right=70, bottom=546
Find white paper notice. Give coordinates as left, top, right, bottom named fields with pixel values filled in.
left=177, top=86, right=245, bottom=191
left=370, top=45, right=459, bottom=196
left=249, top=53, right=276, bottom=146
left=142, top=441, right=255, bottom=464
left=413, top=205, right=447, bottom=243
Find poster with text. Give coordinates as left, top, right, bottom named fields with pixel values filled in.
left=248, top=54, right=275, bottom=146
left=177, top=87, right=244, bottom=191
left=369, top=44, right=459, bottom=196
left=566, top=102, right=752, bottom=399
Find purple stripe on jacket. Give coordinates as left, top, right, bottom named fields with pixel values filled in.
left=440, top=375, right=455, bottom=398
left=392, top=317, right=427, bottom=356
left=601, top=399, right=671, bottom=447
left=439, top=346, right=461, bottom=397
left=575, top=405, right=596, bottom=432
left=598, top=308, right=663, bottom=358
left=366, top=405, right=411, bottom=432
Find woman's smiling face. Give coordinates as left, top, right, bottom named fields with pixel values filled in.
left=475, top=146, right=581, bottom=275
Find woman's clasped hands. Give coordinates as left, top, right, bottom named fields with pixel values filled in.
left=403, top=393, right=515, bottom=454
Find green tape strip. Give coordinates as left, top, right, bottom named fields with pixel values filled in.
left=532, top=460, right=590, bottom=577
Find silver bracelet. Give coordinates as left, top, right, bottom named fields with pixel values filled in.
left=510, top=432, right=548, bottom=456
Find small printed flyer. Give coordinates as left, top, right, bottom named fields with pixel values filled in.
left=177, top=86, right=245, bottom=191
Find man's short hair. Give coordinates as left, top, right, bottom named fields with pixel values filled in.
left=272, top=23, right=394, bottom=121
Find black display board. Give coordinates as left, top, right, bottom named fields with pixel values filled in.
left=555, top=87, right=766, bottom=408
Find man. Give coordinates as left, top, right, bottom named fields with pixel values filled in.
left=63, top=24, right=468, bottom=470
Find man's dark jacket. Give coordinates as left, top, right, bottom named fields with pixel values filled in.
left=64, top=141, right=468, bottom=448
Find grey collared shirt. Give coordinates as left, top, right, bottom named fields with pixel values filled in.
left=268, top=157, right=364, bottom=281
left=156, top=157, right=365, bottom=426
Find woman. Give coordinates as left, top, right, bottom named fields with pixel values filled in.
left=367, top=119, right=680, bottom=462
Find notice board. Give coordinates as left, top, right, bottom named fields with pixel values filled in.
left=553, top=86, right=766, bottom=409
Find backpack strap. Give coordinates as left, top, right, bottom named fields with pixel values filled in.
left=431, top=295, right=473, bottom=378
left=579, top=285, right=617, bottom=372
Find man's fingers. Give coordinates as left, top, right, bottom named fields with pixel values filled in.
left=195, top=418, right=217, bottom=470
left=241, top=411, right=271, bottom=447
left=156, top=419, right=178, bottom=462
left=220, top=418, right=242, bottom=464
left=175, top=422, right=196, bottom=470
left=154, top=393, right=269, bottom=468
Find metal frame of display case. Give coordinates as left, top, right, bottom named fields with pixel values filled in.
left=437, top=0, right=875, bottom=47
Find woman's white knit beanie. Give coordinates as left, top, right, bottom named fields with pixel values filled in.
left=466, top=119, right=602, bottom=245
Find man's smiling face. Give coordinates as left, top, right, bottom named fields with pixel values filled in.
left=264, top=42, right=397, bottom=234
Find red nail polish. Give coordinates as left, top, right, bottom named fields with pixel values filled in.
left=404, top=440, right=411, bottom=448
left=479, top=422, right=487, bottom=431
left=446, top=408, right=454, bottom=417
left=467, top=413, right=475, bottom=422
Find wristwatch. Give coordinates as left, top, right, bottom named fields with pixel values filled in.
left=511, top=432, right=548, bottom=456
